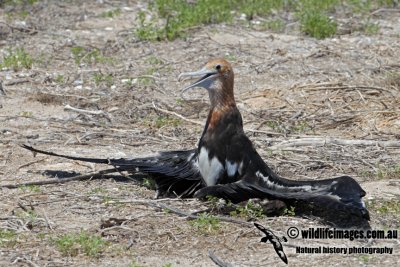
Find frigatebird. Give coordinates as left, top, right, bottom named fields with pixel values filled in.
left=22, top=58, right=369, bottom=219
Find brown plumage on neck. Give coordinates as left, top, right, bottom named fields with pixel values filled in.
left=178, top=58, right=238, bottom=131
left=206, top=62, right=237, bottom=130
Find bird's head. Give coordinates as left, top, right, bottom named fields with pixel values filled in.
left=179, top=58, right=235, bottom=109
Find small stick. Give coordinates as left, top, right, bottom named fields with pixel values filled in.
left=4, top=79, right=30, bottom=86
left=64, top=104, right=107, bottom=116
left=17, top=158, right=46, bottom=170
left=152, top=102, right=203, bottom=126
left=270, top=137, right=400, bottom=150
left=208, top=250, right=234, bottom=267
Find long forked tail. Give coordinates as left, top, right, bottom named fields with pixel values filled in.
left=21, top=144, right=203, bottom=197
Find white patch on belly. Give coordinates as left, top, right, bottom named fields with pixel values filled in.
left=225, top=160, right=238, bottom=177
left=198, top=147, right=223, bottom=186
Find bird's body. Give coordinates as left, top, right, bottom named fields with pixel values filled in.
left=22, top=58, right=369, bottom=219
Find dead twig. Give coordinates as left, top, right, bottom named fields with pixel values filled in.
left=64, top=104, right=108, bottom=116
left=270, top=137, right=400, bottom=150
left=208, top=250, right=235, bottom=267
left=17, top=158, right=46, bottom=170
left=0, top=81, right=5, bottom=95
left=152, top=102, right=203, bottom=126
left=371, top=8, right=400, bottom=15
left=4, top=79, right=30, bottom=86
left=294, top=83, right=394, bottom=96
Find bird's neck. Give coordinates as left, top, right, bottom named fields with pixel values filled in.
left=207, top=78, right=236, bottom=109
left=199, top=101, right=243, bottom=152
left=205, top=101, right=240, bottom=132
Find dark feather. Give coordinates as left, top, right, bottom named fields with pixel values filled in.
left=21, top=144, right=202, bottom=197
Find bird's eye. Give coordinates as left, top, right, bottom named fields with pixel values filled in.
left=215, top=64, right=221, bottom=70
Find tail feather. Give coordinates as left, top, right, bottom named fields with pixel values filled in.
left=21, top=144, right=202, bottom=196
left=21, top=144, right=110, bottom=164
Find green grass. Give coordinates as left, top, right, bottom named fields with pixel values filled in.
left=175, top=98, right=184, bottom=105
left=363, top=21, right=380, bottom=35
left=359, top=164, right=400, bottom=180
left=19, top=185, right=41, bottom=193
left=2, top=0, right=38, bottom=20
left=367, top=199, right=400, bottom=221
left=386, top=71, right=400, bottom=88
left=9, top=0, right=37, bottom=4
left=100, top=8, right=121, bottom=18
left=292, top=121, right=312, bottom=133
left=376, top=164, right=400, bottom=179
left=130, top=261, right=145, bottom=267
left=55, top=74, right=65, bottom=84
left=359, top=255, right=370, bottom=264
left=71, top=46, right=112, bottom=66
left=90, top=187, right=108, bottom=194
left=0, top=229, right=18, bottom=247
left=142, top=178, right=156, bottom=190
left=93, top=73, right=113, bottom=87
left=259, top=19, right=285, bottom=32
left=0, top=48, right=33, bottom=71
left=145, top=56, right=164, bottom=65
left=136, top=0, right=287, bottom=41
left=15, top=210, right=39, bottom=230
left=135, top=11, right=164, bottom=41
left=189, top=213, right=221, bottom=233
left=1, top=0, right=37, bottom=7
left=229, top=199, right=264, bottom=219
left=154, top=116, right=182, bottom=128
left=53, top=231, right=108, bottom=257
left=138, top=76, right=156, bottom=86
left=224, top=54, right=237, bottom=62
left=134, top=0, right=398, bottom=41
left=282, top=206, right=296, bottom=216
left=299, top=11, right=337, bottom=39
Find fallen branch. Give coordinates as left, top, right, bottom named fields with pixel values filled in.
left=0, top=81, right=5, bottom=95
left=371, top=8, right=400, bottom=15
left=4, top=78, right=30, bottom=86
left=294, top=83, right=394, bottom=96
left=64, top=104, right=107, bottom=116
left=152, top=102, right=203, bottom=126
left=209, top=250, right=234, bottom=267
left=270, top=137, right=400, bottom=150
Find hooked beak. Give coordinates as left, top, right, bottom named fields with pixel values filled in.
left=178, top=67, right=218, bottom=94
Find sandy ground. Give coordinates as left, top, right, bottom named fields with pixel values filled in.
left=1, top=1, right=400, bottom=266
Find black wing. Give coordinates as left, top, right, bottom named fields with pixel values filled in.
left=21, top=145, right=203, bottom=197
left=194, top=176, right=369, bottom=219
